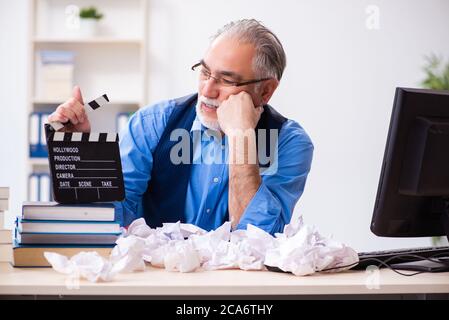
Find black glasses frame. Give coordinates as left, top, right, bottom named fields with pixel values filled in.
left=191, top=62, right=271, bottom=87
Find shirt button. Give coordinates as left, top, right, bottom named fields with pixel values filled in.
left=213, top=177, right=219, bottom=183
left=221, top=145, right=226, bottom=150
left=206, top=209, right=211, bottom=213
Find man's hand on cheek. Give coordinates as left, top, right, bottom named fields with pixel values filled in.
left=217, top=91, right=263, bottom=136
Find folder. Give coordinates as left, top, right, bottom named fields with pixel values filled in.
left=28, top=173, right=39, bottom=202
left=29, top=113, right=40, bottom=157
left=29, top=112, right=51, bottom=158
left=40, top=112, right=51, bottom=157
left=28, top=173, right=53, bottom=202
left=40, top=173, right=51, bottom=202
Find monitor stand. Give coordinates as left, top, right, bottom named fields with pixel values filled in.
left=442, top=198, right=449, bottom=243
left=391, top=257, right=449, bottom=272
left=391, top=201, right=449, bottom=273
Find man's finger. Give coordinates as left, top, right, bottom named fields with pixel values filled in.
left=59, top=105, right=79, bottom=125
left=73, top=85, right=84, bottom=105
left=48, top=113, right=68, bottom=123
left=70, top=98, right=87, bottom=123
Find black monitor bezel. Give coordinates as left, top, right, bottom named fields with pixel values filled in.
left=371, top=87, right=449, bottom=237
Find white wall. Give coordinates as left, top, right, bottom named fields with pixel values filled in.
left=1, top=0, right=449, bottom=251
left=0, top=1, right=29, bottom=229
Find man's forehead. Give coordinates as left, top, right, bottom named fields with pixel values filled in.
left=203, top=36, right=256, bottom=77
left=200, top=59, right=242, bottom=80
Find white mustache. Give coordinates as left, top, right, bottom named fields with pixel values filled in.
left=199, top=96, right=220, bottom=108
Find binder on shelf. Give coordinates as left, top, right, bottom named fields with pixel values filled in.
left=40, top=112, right=51, bottom=157
left=40, top=173, right=51, bottom=202
left=28, top=173, right=39, bottom=202
left=28, top=173, right=53, bottom=202
left=29, top=111, right=52, bottom=158
left=29, top=112, right=40, bottom=157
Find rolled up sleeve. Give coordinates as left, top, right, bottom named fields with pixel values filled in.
left=236, top=120, right=314, bottom=235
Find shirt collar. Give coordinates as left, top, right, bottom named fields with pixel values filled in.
left=190, top=114, right=223, bottom=139
left=190, top=115, right=204, bottom=133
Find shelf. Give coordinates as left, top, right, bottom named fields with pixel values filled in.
left=29, top=158, right=49, bottom=166
left=33, top=37, right=143, bottom=45
left=33, top=98, right=142, bottom=106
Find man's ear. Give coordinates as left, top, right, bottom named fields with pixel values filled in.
left=260, top=79, right=279, bottom=105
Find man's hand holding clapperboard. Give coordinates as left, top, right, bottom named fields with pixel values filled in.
left=48, top=86, right=97, bottom=132
left=46, top=86, right=125, bottom=204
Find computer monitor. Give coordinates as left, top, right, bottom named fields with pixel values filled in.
left=371, top=87, right=449, bottom=242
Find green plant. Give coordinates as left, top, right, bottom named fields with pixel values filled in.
left=79, top=6, right=104, bottom=20
left=421, top=54, right=449, bottom=90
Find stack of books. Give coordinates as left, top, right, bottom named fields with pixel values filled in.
left=13, top=202, right=120, bottom=267
left=0, top=187, right=12, bottom=263
left=35, top=50, right=74, bottom=100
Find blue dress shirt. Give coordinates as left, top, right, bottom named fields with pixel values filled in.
left=115, top=97, right=313, bottom=235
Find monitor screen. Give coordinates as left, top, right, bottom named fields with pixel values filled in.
left=371, top=87, right=449, bottom=241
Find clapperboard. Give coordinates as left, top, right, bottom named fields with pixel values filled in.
left=44, top=94, right=125, bottom=204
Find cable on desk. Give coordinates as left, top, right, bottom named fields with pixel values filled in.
left=320, top=252, right=449, bottom=276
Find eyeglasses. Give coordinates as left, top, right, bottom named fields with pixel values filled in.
left=191, top=61, right=271, bottom=87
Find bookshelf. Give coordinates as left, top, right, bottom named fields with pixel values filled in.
left=27, top=0, right=149, bottom=201
left=33, top=38, right=143, bottom=44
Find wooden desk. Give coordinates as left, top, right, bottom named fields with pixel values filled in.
left=1, top=262, right=449, bottom=298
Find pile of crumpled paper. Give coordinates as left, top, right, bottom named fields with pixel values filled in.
left=44, top=216, right=359, bottom=282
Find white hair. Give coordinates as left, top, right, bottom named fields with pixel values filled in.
left=211, top=19, right=286, bottom=81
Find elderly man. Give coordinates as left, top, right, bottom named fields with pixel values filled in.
left=48, top=19, right=313, bottom=235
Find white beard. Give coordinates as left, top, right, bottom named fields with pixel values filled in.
left=195, top=96, right=222, bottom=131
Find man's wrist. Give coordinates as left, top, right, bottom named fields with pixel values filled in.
left=227, top=128, right=258, bottom=165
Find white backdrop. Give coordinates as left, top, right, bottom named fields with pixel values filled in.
left=0, top=1, right=29, bottom=232
left=2, top=0, right=449, bottom=251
